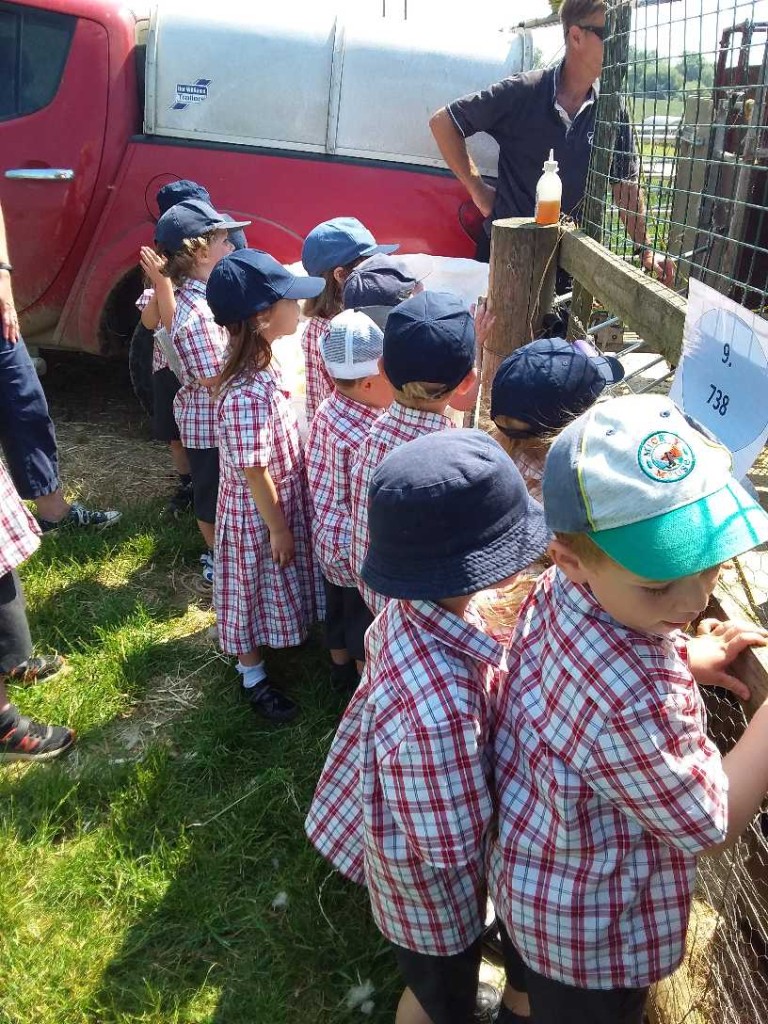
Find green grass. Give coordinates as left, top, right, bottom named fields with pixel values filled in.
left=0, top=504, right=400, bottom=1023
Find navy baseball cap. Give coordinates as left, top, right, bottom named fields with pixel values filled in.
left=206, top=249, right=325, bottom=326
left=155, top=199, right=250, bottom=254
left=383, top=291, right=475, bottom=390
left=491, top=338, right=624, bottom=437
left=301, top=217, right=399, bottom=276
left=342, top=254, right=433, bottom=329
left=362, top=428, right=549, bottom=599
left=221, top=215, right=247, bottom=251
left=156, top=179, right=211, bottom=215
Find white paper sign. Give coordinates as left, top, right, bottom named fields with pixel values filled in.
left=669, top=278, right=768, bottom=480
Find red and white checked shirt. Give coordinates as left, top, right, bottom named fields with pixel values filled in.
left=301, top=316, right=334, bottom=424
left=488, top=567, right=729, bottom=990
left=135, top=287, right=169, bottom=374
left=306, top=599, right=504, bottom=955
left=0, top=460, right=40, bottom=575
left=171, top=279, right=228, bottom=449
left=305, top=391, right=383, bottom=588
left=349, top=402, right=455, bottom=614
left=510, top=445, right=545, bottom=503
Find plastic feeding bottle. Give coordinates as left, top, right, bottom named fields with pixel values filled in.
left=535, top=149, right=562, bottom=226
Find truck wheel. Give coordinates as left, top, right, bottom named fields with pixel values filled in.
left=129, top=323, right=154, bottom=416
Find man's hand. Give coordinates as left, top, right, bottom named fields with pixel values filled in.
left=469, top=180, right=496, bottom=219
left=0, top=269, right=19, bottom=344
left=641, top=249, right=676, bottom=288
left=687, top=618, right=768, bottom=701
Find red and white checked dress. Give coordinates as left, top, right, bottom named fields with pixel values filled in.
left=171, top=279, right=228, bottom=449
left=488, top=567, right=729, bottom=989
left=305, top=391, right=383, bottom=588
left=0, top=460, right=40, bottom=576
left=305, top=599, right=504, bottom=955
left=214, top=364, right=318, bottom=653
left=349, top=402, right=455, bottom=614
left=301, top=316, right=334, bottom=424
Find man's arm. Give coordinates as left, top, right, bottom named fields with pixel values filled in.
left=429, top=107, right=496, bottom=218
left=0, top=201, right=19, bottom=344
left=611, top=179, right=676, bottom=287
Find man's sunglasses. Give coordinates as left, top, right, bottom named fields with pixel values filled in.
left=577, top=24, right=606, bottom=41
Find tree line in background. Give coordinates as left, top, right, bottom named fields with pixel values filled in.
left=628, top=49, right=715, bottom=100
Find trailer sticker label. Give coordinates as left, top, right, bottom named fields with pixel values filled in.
left=172, top=79, right=211, bottom=111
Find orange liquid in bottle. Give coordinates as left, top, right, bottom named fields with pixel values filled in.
left=535, top=199, right=561, bottom=226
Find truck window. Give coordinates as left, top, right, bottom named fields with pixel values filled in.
left=0, top=2, right=75, bottom=120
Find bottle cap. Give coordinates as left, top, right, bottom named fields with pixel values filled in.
left=543, top=148, right=559, bottom=172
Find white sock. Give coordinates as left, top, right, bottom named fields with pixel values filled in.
left=236, top=661, right=267, bottom=688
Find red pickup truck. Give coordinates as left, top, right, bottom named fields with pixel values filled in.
left=1, top=0, right=533, bottom=402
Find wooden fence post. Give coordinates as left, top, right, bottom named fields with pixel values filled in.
left=478, top=218, right=559, bottom=425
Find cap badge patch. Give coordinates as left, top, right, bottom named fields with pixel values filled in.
left=638, top=431, right=695, bottom=483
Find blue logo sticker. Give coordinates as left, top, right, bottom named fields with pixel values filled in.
left=172, top=79, right=211, bottom=111
left=638, top=431, right=695, bottom=482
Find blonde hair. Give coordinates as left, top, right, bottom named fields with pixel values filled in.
left=393, top=380, right=454, bottom=406
left=474, top=560, right=550, bottom=631
left=554, top=531, right=611, bottom=565
left=161, top=233, right=213, bottom=286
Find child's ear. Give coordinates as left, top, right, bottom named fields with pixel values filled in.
left=332, top=265, right=348, bottom=285
left=548, top=539, right=591, bottom=585
left=448, top=367, right=479, bottom=413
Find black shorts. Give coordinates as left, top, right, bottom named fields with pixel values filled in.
left=186, top=447, right=220, bottom=524
left=391, top=936, right=483, bottom=1024
left=322, top=578, right=374, bottom=662
left=151, top=368, right=181, bottom=443
left=0, top=570, right=32, bottom=674
left=497, top=922, right=648, bottom=1024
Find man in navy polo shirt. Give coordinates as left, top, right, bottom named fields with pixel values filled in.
left=430, top=0, right=675, bottom=287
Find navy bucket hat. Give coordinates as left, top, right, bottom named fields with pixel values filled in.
left=206, top=249, right=325, bottom=326
left=361, top=428, right=550, bottom=599
left=491, top=338, right=624, bottom=437
left=301, top=217, right=399, bottom=276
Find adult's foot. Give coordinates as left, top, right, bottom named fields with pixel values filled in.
left=38, top=502, right=122, bottom=533
left=6, top=654, right=65, bottom=686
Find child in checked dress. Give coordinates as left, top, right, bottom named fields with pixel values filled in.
left=205, top=249, right=325, bottom=723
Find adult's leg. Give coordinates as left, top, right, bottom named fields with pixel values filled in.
left=0, top=335, right=120, bottom=528
left=0, top=334, right=60, bottom=505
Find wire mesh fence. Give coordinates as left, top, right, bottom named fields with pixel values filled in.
left=580, top=0, right=768, bottom=311
left=570, top=4, right=768, bottom=1020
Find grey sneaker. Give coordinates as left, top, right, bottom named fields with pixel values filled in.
left=38, top=502, right=122, bottom=533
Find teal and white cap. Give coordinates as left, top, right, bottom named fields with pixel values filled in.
left=543, top=393, right=768, bottom=580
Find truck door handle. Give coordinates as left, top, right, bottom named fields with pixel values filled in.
left=4, top=168, right=75, bottom=181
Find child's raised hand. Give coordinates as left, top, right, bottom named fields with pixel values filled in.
left=473, top=298, right=496, bottom=352
left=687, top=617, right=768, bottom=700
left=140, top=246, right=167, bottom=286
left=269, top=526, right=295, bottom=568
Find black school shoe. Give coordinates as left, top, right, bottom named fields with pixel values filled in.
left=0, top=705, right=75, bottom=762
left=329, top=659, right=360, bottom=694
left=474, top=981, right=502, bottom=1022
left=244, top=681, right=300, bottom=723
left=38, top=502, right=121, bottom=533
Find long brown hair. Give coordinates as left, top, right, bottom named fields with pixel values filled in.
left=303, top=255, right=368, bottom=319
left=217, top=316, right=273, bottom=394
